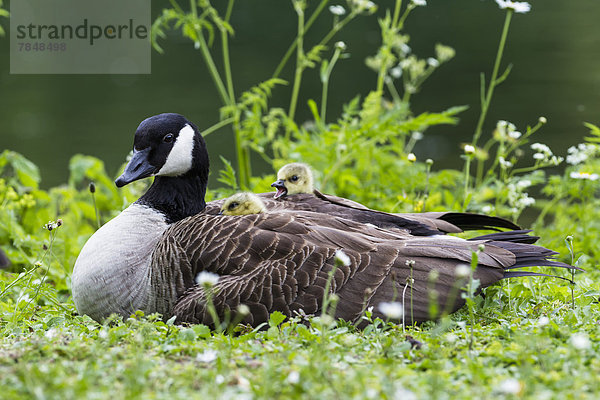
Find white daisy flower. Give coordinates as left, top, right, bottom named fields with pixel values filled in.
left=570, top=172, right=599, bottom=181
left=455, top=264, right=470, bottom=278
left=329, top=5, right=346, bottom=15
left=334, top=249, right=351, bottom=267
left=196, top=271, right=220, bottom=287
left=495, top=0, right=531, bottom=13
left=570, top=332, right=591, bottom=350
left=378, top=301, right=404, bottom=319
left=196, top=349, right=218, bottom=363
left=498, top=378, right=522, bottom=394
left=464, top=144, right=475, bottom=155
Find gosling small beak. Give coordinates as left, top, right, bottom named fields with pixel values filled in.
left=115, top=148, right=156, bottom=187
left=271, top=179, right=288, bottom=199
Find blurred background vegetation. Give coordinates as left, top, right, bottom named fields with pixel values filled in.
left=0, top=0, right=599, bottom=187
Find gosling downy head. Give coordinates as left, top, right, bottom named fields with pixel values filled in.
left=115, top=113, right=210, bottom=222
left=221, top=192, right=266, bottom=215
left=271, top=163, right=314, bottom=199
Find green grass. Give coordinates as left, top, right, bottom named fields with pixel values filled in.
left=0, top=269, right=599, bottom=399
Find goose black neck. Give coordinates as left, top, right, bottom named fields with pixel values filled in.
left=137, top=173, right=207, bottom=223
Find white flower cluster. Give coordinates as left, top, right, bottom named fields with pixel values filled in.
left=196, top=271, right=220, bottom=287
left=507, top=180, right=535, bottom=216
left=566, top=143, right=597, bottom=165
left=570, top=171, right=599, bottom=181
left=495, top=0, right=531, bottom=13
left=454, top=264, right=470, bottom=278
left=570, top=332, right=591, bottom=350
left=427, top=57, right=439, bottom=67
left=334, top=249, right=351, bottom=267
left=335, top=41, right=347, bottom=51
left=350, top=0, right=376, bottom=13
left=329, top=5, right=346, bottom=16
left=411, top=0, right=427, bottom=6
left=498, top=156, right=512, bottom=169
left=496, top=120, right=521, bottom=140
left=379, top=301, right=404, bottom=319
left=531, top=143, right=563, bottom=165
left=497, top=378, right=522, bottom=395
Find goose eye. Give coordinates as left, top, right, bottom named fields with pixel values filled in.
left=228, top=202, right=238, bottom=210
left=163, top=133, right=174, bottom=143
left=291, top=175, right=299, bottom=182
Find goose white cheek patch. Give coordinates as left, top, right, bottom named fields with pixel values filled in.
left=157, top=124, right=195, bottom=176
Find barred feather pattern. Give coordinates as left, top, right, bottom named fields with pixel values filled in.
left=143, top=210, right=575, bottom=326
left=204, top=192, right=520, bottom=236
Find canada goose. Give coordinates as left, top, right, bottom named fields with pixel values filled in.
left=269, top=162, right=521, bottom=234
left=72, top=113, right=576, bottom=326
left=220, top=192, right=266, bottom=215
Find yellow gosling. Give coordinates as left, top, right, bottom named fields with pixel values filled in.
left=271, top=163, right=313, bottom=198
left=221, top=192, right=266, bottom=215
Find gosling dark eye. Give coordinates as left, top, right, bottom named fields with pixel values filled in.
left=228, top=202, right=238, bottom=210
left=163, top=133, right=174, bottom=143
left=291, top=175, right=299, bottom=182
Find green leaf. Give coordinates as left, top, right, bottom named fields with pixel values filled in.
left=583, top=122, right=600, bottom=143
left=268, top=311, right=286, bottom=328
left=0, top=150, right=41, bottom=189
left=217, top=156, right=238, bottom=190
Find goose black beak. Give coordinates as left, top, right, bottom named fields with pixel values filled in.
left=271, top=179, right=288, bottom=199
left=115, top=148, right=156, bottom=187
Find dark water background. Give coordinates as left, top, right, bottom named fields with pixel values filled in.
left=0, top=0, right=599, bottom=187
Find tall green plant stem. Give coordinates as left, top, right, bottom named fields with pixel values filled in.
left=288, top=4, right=306, bottom=121
left=221, top=0, right=251, bottom=188
left=376, top=3, right=412, bottom=95
left=468, top=10, right=513, bottom=187
left=192, top=0, right=251, bottom=188
left=472, top=10, right=513, bottom=148
left=195, top=31, right=230, bottom=106
left=272, top=0, right=330, bottom=79
left=320, top=47, right=342, bottom=122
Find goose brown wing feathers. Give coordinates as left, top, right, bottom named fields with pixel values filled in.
left=158, top=211, right=554, bottom=326
left=205, top=192, right=520, bottom=235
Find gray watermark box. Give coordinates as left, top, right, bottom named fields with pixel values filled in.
left=10, top=0, right=150, bottom=74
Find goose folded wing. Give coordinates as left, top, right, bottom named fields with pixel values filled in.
left=159, top=211, right=542, bottom=326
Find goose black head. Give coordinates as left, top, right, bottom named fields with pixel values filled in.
left=271, top=163, right=314, bottom=199
left=116, top=113, right=210, bottom=222
left=116, top=113, right=209, bottom=187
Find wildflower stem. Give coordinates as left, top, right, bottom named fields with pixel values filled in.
left=320, top=47, right=342, bottom=123
left=91, top=189, right=100, bottom=229
left=272, top=0, right=330, bottom=79
left=316, top=11, right=357, bottom=49
left=462, top=156, right=472, bottom=211
left=467, top=250, right=480, bottom=352
left=201, top=117, right=235, bottom=137
left=472, top=9, right=513, bottom=148
left=221, top=0, right=236, bottom=104
left=193, top=15, right=230, bottom=106
left=410, top=262, right=414, bottom=325
left=288, top=4, right=305, bottom=121
left=391, top=0, right=403, bottom=28
left=206, top=294, right=222, bottom=332
left=322, top=263, right=339, bottom=318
